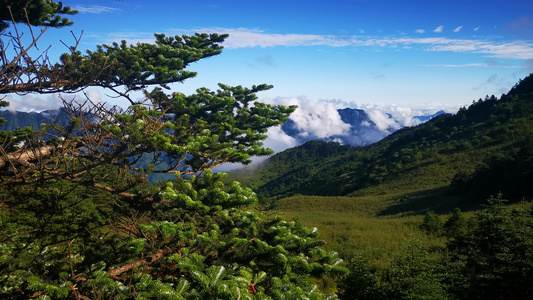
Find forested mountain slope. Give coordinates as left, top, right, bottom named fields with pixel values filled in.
left=0, top=109, right=71, bottom=130
left=239, top=74, right=533, bottom=206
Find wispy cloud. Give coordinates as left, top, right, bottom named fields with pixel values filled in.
left=427, top=39, right=533, bottom=59
left=433, top=25, right=444, bottom=33
left=72, top=5, right=118, bottom=14
left=193, top=28, right=334, bottom=48
left=415, top=29, right=425, bottom=34
left=473, top=26, right=480, bottom=31
left=454, top=26, right=463, bottom=33
left=104, top=27, right=533, bottom=60
left=422, top=63, right=521, bottom=68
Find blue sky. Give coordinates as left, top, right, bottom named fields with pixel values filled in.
left=6, top=0, right=533, bottom=111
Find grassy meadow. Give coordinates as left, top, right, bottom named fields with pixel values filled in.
left=270, top=195, right=446, bottom=269
left=270, top=192, right=533, bottom=272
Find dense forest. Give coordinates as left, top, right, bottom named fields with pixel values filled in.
left=2, top=1, right=533, bottom=299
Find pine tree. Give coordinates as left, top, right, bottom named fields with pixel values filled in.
left=0, top=2, right=346, bottom=298
left=451, top=196, right=533, bottom=300
left=0, top=0, right=76, bottom=31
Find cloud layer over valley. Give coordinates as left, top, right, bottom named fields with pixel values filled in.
left=259, top=97, right=455, bottom=153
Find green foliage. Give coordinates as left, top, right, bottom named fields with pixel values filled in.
left=448, top=195, right=533, bottom=299
left=339, top=239, right=451, bottom=300
left=452, top=143, right=533, bottom=201
left=340, top=255, right=385, bottom=300
left=3, top=3, right=533, bottom=298
left=335, top=196, right=533, bottom=300
left=383, top=239, right=450, bottom=300
left=2, top=32, right=229, bottom=94
left=414, top=198, right=533, bottom=300
left=0, top=0, right=77, bottom=31
left=1, top=171, right=347, bottom=298
left=443, top=208, right=469, bottom=239
left=245, top=75, right=533, bottom=299
left=419, top=211, right=443, bottom=236
left=0, top=4, right=346, bottom=299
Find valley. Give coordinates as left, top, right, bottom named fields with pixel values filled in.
left=226, top=74, right=533, bottom=298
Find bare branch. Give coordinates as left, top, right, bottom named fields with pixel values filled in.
left=0, top=7, right=89, bottom=95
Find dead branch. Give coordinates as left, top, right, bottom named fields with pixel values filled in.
left=108, top=248, right=173, bottom=280
left=0, top=144, right=57, bottom=168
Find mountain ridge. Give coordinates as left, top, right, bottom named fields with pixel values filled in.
left=2, top=106, right=445, bottom=149
left=0, top=108, right=70, bottom=131
left=233, top=73, right=533, bottom=211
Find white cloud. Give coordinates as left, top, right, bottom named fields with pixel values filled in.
left=265, top=96, right=351, bottom=139
left=422, top=63, right=521, bottom=68
left=251, top=99, right=463, bottom=153
left=224, top=28, right=533, bottom=59
left=262, top=126, right=297, bottom=153
left=104, top=27, right=533, bottom=60
left=361, top=104, right=429, bottom=130
left=5, top=94, right=62, bottom=112
left=200, top=28, right=332, bottom=48
left=72, top=5, right=118, bottom=14
left=366, top=109, right=401, bottom=131
left=256, top=96, right=355, bottom=153
left=86, top=89, right=102, bottom=104
left=433, top=25, right=444, bottom=33
left=474, top=26, right=480, bottom=31
left=392, top=106, right=419, bottom=127
left=356, top=102, right=460, bottom=121
left=429, top=39, right=533, bottom=59
left=318, top=98, right=359, bottom=108
left=454, top=26, right=463, bottom=33
left=415, top=29, right=425, bottom=34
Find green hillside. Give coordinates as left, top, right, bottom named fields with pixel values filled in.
left=227, top=75, right=533, bottom=300
left=234, top=74, right=533, bottom=213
